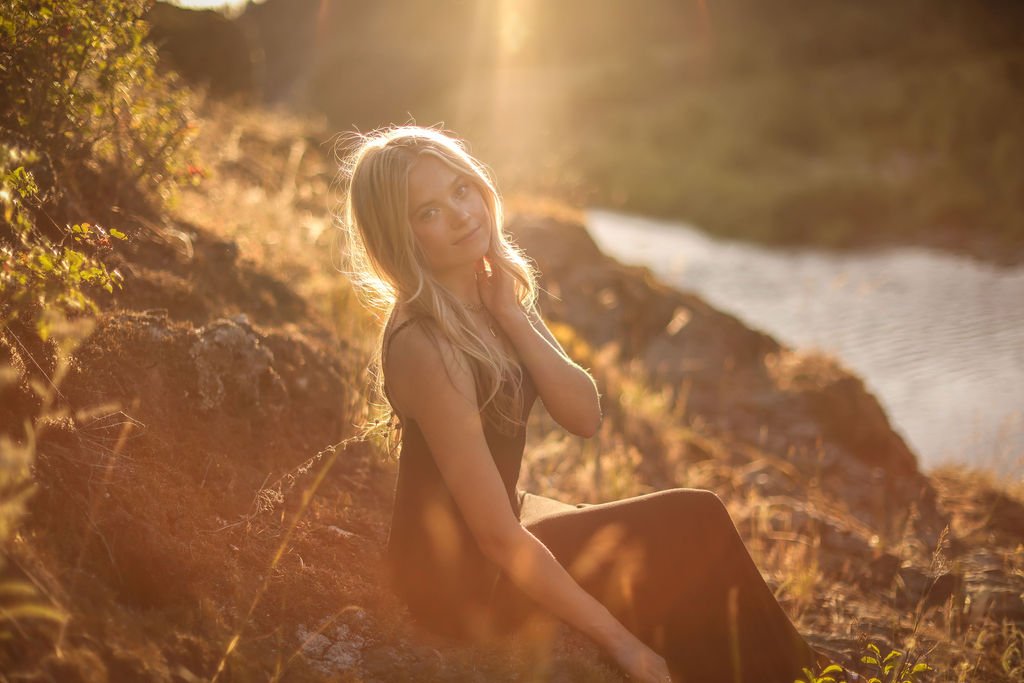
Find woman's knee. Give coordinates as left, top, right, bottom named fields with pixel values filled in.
left=659, top=488, right=731, bottom=525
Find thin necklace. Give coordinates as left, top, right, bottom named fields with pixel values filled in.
left=463, top=302, right=498, bottom=338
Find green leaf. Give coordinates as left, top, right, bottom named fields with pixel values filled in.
left=861, top=656, right=879, bottom=666
left=911, top=663, right=932, bottom=673
left=37, top=252, right=53, bottom=272
left=821, top=665, right=844, bottom=675
left=867, top=643, right=881, bottom=657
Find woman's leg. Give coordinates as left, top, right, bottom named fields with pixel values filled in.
left=492, top=488, right=817, bottom=683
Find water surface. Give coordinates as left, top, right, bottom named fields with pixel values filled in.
left=587, top=209, right=1024, bottom=473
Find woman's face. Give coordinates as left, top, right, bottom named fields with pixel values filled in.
left=406, top=153, right=491, bottom=275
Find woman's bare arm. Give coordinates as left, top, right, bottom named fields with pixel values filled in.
left=496, top=306, right=602, bottom=437
left=477, top=258, right=601, bottom=437
left=385, top=325, right=662, bottom=679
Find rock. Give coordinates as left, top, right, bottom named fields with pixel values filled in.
left=895, top=567, right=963, bottom=611
left=958, top=548, right=1024, bottom=624
left=189, top=318, right=287, bottom=415
left=965, top=585, right=1024, bottom=624
left=296, top=622, right=364, bottom=675
left=766, top=349, right=917, bottom=476
left=321, top=640, right=360, bottom=671
left=295, top=625, right=332, bottom=658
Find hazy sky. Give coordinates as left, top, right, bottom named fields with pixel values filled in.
left=165, top=0, right=252, bottom=11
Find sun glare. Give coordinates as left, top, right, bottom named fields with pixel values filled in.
left=498, top=0, right=529, bottom=57
left=166, top=0, right=251, bottom=13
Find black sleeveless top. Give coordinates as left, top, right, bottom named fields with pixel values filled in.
left=382, top=316, right=538, bottom=639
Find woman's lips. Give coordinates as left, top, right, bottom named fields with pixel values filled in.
left=453, top=224, right=481, bottom=244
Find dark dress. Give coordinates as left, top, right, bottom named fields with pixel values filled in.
left=382, top=316, right=819, bottom=683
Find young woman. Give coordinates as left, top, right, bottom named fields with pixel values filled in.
left=340, top=127, right=823, bottom=683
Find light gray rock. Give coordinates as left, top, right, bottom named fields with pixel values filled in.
left=296, top=622, right=365, bottom=675
left=189, top=318, right=287, bottom=414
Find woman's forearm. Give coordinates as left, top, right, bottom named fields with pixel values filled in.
left=496, top=309, right=602, bottom=436
left=485, top=525, right=631, bottom=651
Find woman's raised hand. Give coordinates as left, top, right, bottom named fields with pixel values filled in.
left=475, top=256, right=521, bottom=323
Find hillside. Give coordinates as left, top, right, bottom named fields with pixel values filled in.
left=1, top=100, right=1022, bottom=682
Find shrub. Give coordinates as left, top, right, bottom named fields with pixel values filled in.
left=1, top=146, right=126, bottom=337
left=0, top=0, right=196, bottom=206
left=0, top=0, right=197, bottom=334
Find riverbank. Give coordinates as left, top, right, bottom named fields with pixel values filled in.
left=2, top=102, right=1022, bottom=681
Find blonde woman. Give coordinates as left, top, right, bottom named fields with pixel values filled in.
left=340, top=127, right=823, bottom=683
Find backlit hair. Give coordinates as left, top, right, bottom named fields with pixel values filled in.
left=337, top=126, right=537, bottom=435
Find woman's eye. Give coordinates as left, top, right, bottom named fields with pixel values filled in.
left=419, top=208, right=438, bottom=221
left=454, top=183, right=468, bottom=198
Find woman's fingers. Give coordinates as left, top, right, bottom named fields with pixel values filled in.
left=609, top=636, right=672, bottom=682
left=481, top=256, right=493, bottom=275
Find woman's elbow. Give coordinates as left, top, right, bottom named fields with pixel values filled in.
left=477, top=523, right=527, bottom=566
left=568, top=408, right=602, bottom=438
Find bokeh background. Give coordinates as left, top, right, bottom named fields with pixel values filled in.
left=155, top=0, right=1024, bottom=256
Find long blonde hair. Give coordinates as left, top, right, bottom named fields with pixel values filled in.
left=337, top=126, right=537, bottom=435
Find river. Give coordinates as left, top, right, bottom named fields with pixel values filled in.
left=586, top=209, right=1024, bottom=474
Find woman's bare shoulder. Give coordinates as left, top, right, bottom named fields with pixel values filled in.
left=384, top=312, right=474, bottom=413
left=385, top=307, right=438, bottom=360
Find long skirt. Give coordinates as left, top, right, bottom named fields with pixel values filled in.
left=487, top=488, right=819, bottom=683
